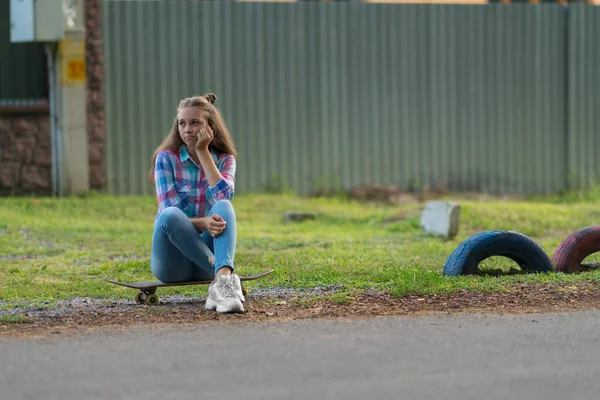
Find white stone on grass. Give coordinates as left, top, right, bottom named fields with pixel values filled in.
left=420, top=201, right=461, bottom=239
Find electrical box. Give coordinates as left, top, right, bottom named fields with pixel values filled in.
left=10, top=0, right=65, bottom=43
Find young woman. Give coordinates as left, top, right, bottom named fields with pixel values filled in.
left=148, top=93, right=243, bottom=313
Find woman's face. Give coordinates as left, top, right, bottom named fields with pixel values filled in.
left=177, top=107, right=207, bottom=147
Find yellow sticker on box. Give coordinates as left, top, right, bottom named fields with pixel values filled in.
left=59, top=33, right=86, bottom=86
left=66, top=59, right=86, bottom=81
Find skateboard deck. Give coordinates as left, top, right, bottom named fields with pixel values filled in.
left=105, top=269, right=274, bottom=305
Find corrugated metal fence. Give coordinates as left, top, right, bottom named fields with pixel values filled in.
left=568, top=5, right=600, bottom=190
left=0, top=1, right=48, bottom=105
left=104, top=2, right=599, bottom=196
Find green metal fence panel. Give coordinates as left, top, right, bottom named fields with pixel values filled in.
left=0, top=2, right=47, bottom=105
left=568, top=5, right=600, bottom=189
left=104, top=1, right=571, bottom=196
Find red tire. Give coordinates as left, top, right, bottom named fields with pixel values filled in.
left=552, top=226, right=600, bottom=273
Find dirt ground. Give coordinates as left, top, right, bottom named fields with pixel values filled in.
left=3, top=280, right=600, bottom=340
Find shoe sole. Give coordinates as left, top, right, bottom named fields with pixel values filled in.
left=205, top=298, right=244, bottom=313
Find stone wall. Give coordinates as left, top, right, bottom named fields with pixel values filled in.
left=0, top=108, right=52, bottom=196
left=0, top=0, right=105, bottom=196
left=86, top=0, right=105, bottom=191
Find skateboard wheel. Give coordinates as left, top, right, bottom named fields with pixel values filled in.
left=135, top=292, right=145, bottom=304
left=146, top=294, right=159, bottom=305
left=242, top=286, right=248, bottom=298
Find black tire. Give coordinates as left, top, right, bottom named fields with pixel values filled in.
left=552, top=226, right=600, bottom=273
left=443, top=230, right=553, bottom=276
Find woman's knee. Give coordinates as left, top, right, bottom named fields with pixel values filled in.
left=157, top=206, right=186, bottom=226
left=211, top=200, right=235, bottom=219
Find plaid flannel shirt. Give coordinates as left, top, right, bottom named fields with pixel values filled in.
left=154, top=145, right=236, bottom=219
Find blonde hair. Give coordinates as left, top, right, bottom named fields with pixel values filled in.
left=149, top=93, right=237, bottom=184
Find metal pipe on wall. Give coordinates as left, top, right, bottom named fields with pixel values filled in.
left=45, top=42, right=62, bottom=197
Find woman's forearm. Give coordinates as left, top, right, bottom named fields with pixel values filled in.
left=190, top=217, right=207, bottom=231
left=196, top=148, right=223, bottom=187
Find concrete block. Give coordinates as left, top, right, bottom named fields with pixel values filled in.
left=420, top=201, right=461, bottom=239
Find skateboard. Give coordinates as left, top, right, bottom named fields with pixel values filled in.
left=105, top=269, right=274, bottom=305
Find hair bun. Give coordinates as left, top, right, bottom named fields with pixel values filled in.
left=204, top=93, right=217, bottom=104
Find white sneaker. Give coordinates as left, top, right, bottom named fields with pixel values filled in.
left=230, top=273, right=245, bottom=302
left=205, top=274, right=245, bottom=313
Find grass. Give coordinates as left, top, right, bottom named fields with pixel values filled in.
left=0, top=314, right=32, bottom=324
left=1, top=188, right=600, bottom=305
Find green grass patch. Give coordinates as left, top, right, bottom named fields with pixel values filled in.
left=0, top=314, right=32, bottom=324
left=1, top=190, right=600, bottom=304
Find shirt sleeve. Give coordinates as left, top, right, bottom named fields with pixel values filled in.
left=208, top=154, right=236, bottom=202
left=154, top=151, right=185, bottom=213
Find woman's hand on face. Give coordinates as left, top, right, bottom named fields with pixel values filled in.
left=195, top=126, right=214, bottom=152
left=204, top=214, right=226, bottom=237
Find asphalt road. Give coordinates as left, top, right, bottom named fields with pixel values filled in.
left=2, top=310, right=600, bottom=400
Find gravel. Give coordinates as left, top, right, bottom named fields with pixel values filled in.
left=0, top=285, right=345, bottom=320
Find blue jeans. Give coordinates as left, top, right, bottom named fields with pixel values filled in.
left=150, top=200, right=237, bottom=283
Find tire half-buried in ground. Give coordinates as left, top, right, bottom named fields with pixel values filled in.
left=552, top=226, right=600, bottom=273
left=443, top=230, right=553, bottom=276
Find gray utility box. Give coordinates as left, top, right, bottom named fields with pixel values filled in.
left=10, top=0, right=64, bottom=43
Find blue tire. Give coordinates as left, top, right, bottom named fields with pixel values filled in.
left=443, top=230, right=553, bottom=276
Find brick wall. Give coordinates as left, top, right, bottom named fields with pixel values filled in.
left=0, top=0, right=105, bottom=196
left=0, top=107, right=52, bottom=196
left=86, top=0, right=105, bottom=191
